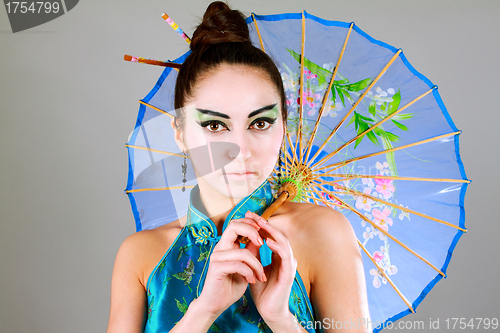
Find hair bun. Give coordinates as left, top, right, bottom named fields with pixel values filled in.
left=190, top=1, right=251, bottom=51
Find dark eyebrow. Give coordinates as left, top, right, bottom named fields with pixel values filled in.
left=248, top=103, right=278, bottom=118
left=195, top=103, right=278, bottom=119
left=195, top=109, right=230, bottom=119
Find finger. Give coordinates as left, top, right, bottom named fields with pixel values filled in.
left=239, top=218, right=261, bottom=231
left=244, top=238, right=261, bottom=260
left=212, top=260, right=256, bottom=284
left=217, top=221, right=264, bottom=251
left=235, top=217, right=261, bottom=245
left=249, top=212, right=289, bottom=246
left=265, top=238, right=297, bottom=275
left=210, top=248, right=266, bottom=282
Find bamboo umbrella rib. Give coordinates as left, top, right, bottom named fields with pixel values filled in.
left=304, top=194, right=347, bottom=210
left=307, top=187, right=416, bottom=312
left=139, top=100, right=174, bottom=117
left=317, top=174, right=470, bottom=184
left=324, top=182, right=467, bottom=232
left=313, top=131, right=461, bottom=173
left=126, top=185, right=195, bottom=194
left=251, top=13, right=265, bottom=52
left=314, top=87, right=435, bottom=168
left=285, top=130, right=296, bottom=169
left=307, top=49, right=403, bottom=167
left=251, top=12, right=296, bottom=169
left=125, top=144, right=186, bottom=158
left=321, top=188, right=446, bottom=277
left=294, top=11, right=306, bottom=165
left=358, top=240, right=415, bottom=313
left=304, top=23, right=354, bottom=165
left=308, top=187, right=417, bottom=311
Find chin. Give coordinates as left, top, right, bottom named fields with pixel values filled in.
left=210, top=176, right=266, bottom=200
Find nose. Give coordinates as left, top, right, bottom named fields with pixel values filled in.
left=228, top=132, right=251, bottom=161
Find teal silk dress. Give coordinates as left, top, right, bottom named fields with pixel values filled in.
left=144, top=180, right=320, bottom=332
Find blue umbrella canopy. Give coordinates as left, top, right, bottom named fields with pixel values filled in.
left=125, top=11, right=469, bottom=332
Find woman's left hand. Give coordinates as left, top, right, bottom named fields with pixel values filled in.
left=244, top=211, right=296, bottom=328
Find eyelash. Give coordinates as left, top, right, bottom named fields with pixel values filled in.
left=199, top=117, right=277, bottom=133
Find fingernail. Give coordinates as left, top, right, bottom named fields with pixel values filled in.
left=252, top=222, right=261, bottom=230
left=258, top=216, right=267, bottom=224
left=257, top=237, right=264, bottom=246
left=267, top=238, right=275, bottom=244
left=262, top=273, right=267, bottom=282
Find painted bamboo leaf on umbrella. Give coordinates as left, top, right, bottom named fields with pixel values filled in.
left=286, top=49, right=372, bottom=106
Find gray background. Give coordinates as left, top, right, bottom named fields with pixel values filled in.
left=1, top=0, right=498, bottom=332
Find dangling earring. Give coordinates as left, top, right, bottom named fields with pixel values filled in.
left=277, top=147, right=283, bottom=185
left=181, top=151, right=187, bottom=192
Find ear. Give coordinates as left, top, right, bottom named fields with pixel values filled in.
left=171, top=117, right=186, bottom=153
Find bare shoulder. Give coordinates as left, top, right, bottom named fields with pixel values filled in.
left=274, top=201, right=353, bottom=241
left=114, top=219, right=185, bottom=288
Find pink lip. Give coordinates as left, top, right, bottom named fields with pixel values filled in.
left=224, top=172, right=257, bottom=181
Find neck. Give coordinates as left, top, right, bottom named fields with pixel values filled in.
left=196, top=180, right=240, bottom=234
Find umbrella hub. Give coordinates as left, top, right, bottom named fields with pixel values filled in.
left=278, top=162, right=314, bottom=202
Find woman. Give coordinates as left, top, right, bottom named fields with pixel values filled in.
left=107, top=2, right=370, bottom=332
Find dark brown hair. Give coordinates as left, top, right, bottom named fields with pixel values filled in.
left=174, top=1, right=287, bottom=129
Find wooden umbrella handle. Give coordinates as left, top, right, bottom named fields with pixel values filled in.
left=238, top=181, right=298, bottom=244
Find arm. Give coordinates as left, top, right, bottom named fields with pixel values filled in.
left=309, top=208, right=370, bottom=332
left=107, top=234, right=147, bottom=333
left=107, top=220, right=267, bottom=333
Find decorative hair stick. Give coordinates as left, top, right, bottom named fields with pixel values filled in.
left=124, top=55, right=181, bottom=69
left=161, top=13, right=191, bottom=44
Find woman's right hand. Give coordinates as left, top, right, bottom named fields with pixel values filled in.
left=194, top=217, right=267, bottom=318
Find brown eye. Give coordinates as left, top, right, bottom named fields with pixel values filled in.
left=255, top=121, right=266, bottom=129
left=203, top=120, right=228, bottom=133
left=249, top=118, right=273, bottom=131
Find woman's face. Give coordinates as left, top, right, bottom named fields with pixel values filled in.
left=173, top=64, right=284, bottom=200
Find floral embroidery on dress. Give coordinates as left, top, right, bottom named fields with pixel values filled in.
left=147, top=294, right=154, bottom=323
left=177, top=244, right=193, bottom=261
left=198, top=249, right=210, bottom=261
left=173, top=258, right=195, bottom=292
left=175, top=297, right=188, bottom=314
left=257, top=318, right=272, bottom=333
left=250, top=192, right=267, bottom=208
left=190, top=225, right=213, bottom=245
left=209, top=322, right=221, bottom=332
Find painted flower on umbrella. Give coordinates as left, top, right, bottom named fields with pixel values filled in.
left=355, top=188, right=374, bottom=211
left=286, top=93, right=297, bottom=107
left=375, top=178, right=395, bottom=199
left=321, top=191, right=345, bottom=209
left=369, top=246, right=398, bottom=288
left=304, top=69, right=318, bottom=80
left=399, top=204, right=411, bottom=220
left=372, top=208, right=393, bottom=239
left=375, top=161, right=390, bottom=175
left=323, top=95, right=344, bottom=117
left=367, top=87, right=395, bottom=106
left=298, top=88, right=321, bottom=114
left=280, top=63, right=299, bottom=91
left=362, top=177, right=375, bottom=189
